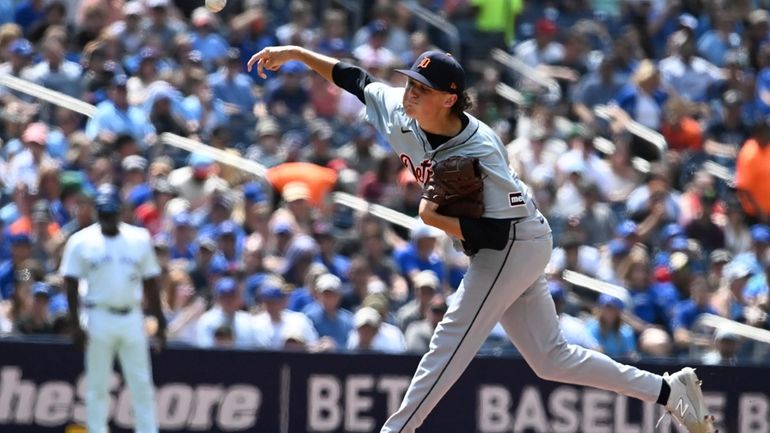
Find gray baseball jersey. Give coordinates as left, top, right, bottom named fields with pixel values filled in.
left=364, top=82, right=534, bottom=219
left=361, top=80, right=665, bottom=433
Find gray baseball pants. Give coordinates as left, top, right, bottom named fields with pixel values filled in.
left=381, top=212, right=664, bottom=433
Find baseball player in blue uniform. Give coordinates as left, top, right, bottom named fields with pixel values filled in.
left=62, top=184, right=165, bottom=433
left=248, top=47, right=715, bottom=433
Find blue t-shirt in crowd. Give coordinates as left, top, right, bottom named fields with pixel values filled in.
left=587, top=319, right=637, bottom=358
left=302, top=302, right=353, bottom=348
left=393, top=244, right=445, bottom=284
left=670, top=300, right=717, bottom=331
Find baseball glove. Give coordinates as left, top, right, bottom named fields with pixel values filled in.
left=422, top=155, right=485, bottom=218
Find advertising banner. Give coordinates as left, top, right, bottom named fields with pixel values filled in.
left=0, top=340, right=767, bottom=433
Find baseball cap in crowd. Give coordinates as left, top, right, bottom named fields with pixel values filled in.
left=243, top=182, right=266, bottom=203
left=9, top=232, right=31, bottom=246
left=662, top=223, right=684, bottom=240
left=22, top=122, right=48, bottom=145
left=151, top=178, right=175, bottom=195
left=616, top=220, right=638, bottom=238
left=282, top=182, right=310, bottom=203
left=366, top=279, right=387, bottom=295
left=598, top=293, right=624, bottom=310
left=255, top=117, right=281, bottom=138
left=198, top=236, right=218, bottom=252
left=411, top=223, right=442, bottom=241
left=173, top=212, right=192, bottom=227
left=111, top=74, right=128, bottom=88
left=316, top=273, right=342, bottom=293
left=10, top=38, right=33, bottom=57
left=94, top=184, right=121, bottom=213
left=147, top=0, right=169, bottom=9
left=678, top=13, right=698, bottom=30
left=535, top=18, right=558, bottom=35
left=272, top=220, right=294, bottom=235
left=188, top=153, right=214, bottom=169
left=192, top=7, right=215, bottom=27
left=412, top=270, right=439, bottom=291
left=709, top=249, right=732, bottom=264
left=217, top=220, right=238, bottom=238
left=548, top=280, right=566, bottom=300
left=669, top=251, right=690, bottom=272
left=213, top=193, right=234, bottom=211
left=395, top=50, right=465, bottom=95
left=723, top=260, right=752, bottom=282
left=122, top=155, right=148, bottom=172
left=608, top=239, right=631, bottom=257
left=670, top=236, right=690, bottom=252
left=750, top=224, right=770, bottom=244
left=215, top=277, right=238, bottom=296
left=127, top=184, right=152, bottom=207
left=259, top=283, right=287, bottom=301
left=32, top=282, right=51, bottom=298
left=354, top=306, right=382, bottom=328
left=123, top=1, right=144, bottom=16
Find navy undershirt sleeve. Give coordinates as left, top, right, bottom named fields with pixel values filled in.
left=331, top=62, right=377, bottom=104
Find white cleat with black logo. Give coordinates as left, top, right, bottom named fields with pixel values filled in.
left=659, top=367, right=716, bottom=433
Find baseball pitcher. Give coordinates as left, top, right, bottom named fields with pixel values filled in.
left=248, top=47, right=715, bottom=433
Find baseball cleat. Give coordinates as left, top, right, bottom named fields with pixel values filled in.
left=657, top=367, right=715, bottom=433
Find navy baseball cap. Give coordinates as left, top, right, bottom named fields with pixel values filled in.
left=598, top=293, right=624, bottom=310
left=10, top=39, right=33, bottom=57
left=750, top=224, right=770, bottom=244
left=94, top=184, right=121, bottom=213
left=395, top=51, right=465, bottom=94
left=215, top=277, right=238, bottom=296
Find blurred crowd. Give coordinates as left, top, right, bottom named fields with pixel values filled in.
left=0, top=0, right=769, bottom=366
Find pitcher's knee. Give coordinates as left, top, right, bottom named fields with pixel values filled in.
left=528, top=343, right=572, bottom=381
left=530, top=358, right=562, bottom=381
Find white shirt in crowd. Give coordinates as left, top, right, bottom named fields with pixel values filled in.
left=252, top=310, right=319, bottom=349
left=347, top=322, right=407, bottom=354
left=60, top=223, right=160, bottom=309
left=196, top=307, right=270, bottom=349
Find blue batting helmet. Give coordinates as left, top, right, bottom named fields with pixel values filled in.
left=94, top=184, right=121, bottom=213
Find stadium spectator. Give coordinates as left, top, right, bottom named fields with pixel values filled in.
left=405, top=293, right=447, bottom=354
left=736, top=122, right=770, bottom=222
left=252, top=278, right=318, bottom=349
left=548, top=281, right=600, bottom=351
left=196, top=277, right=269, bottom=348
left=302, top=273, right=353, bottom=350
left=587, top=293, right=638, bottom=359
left=701, top=328, right=741, bottom=366
left=396, top=269, right=440, bottom=331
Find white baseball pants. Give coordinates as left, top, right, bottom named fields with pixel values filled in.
left=381, top=214, right=663, bottom=433
left=85, top=308, right=158, bottom=433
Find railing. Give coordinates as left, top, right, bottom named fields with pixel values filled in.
left=402, top=2, right=461, bottom=57
left=593, top=104, right=668, bottom=159
left=490, top=48, right=561, bottom=101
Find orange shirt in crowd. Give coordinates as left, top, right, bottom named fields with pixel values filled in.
left=266, top=162, right=338, bottom=206
left=736, top=138, right=770, bottom=216
left=661, top=117, right=703, bottom=152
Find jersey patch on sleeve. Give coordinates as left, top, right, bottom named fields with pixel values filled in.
left=508, top=192, right=525, bottom=208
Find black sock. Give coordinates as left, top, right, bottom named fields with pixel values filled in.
left=657, top=380, right=671, bottom=406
